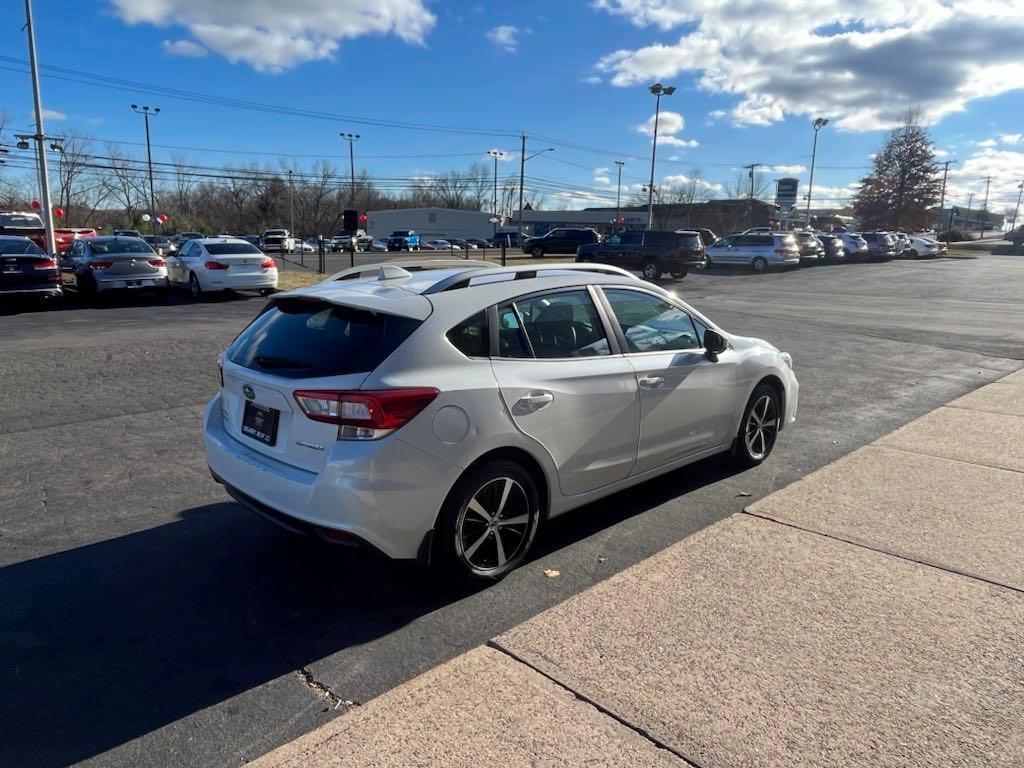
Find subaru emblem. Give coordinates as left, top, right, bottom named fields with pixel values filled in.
left=242, top=384, right=255, bottom=400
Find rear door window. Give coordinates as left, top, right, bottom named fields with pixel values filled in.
left=498, top=290, right=610, bottom=359
left=618, top=231, right=643, bottom=246
left=227, top=299, right=422, bottom=378
left=447, top=311, right=489, bottom=358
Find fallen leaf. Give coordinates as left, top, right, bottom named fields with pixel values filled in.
left=597, top=556, right=607, bottom=564
left=737, top=491, right=752, bottom=498
left=543, top=568, right=561, bottom=578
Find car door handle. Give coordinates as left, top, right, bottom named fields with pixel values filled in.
left=638, top=376, right=665, bottom=389
left=515, top=391, right=554, bottom=412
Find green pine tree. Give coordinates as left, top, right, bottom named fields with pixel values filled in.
left=853, top=112, right=942, bottom=230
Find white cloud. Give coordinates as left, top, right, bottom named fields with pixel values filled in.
left=706, top=109, right=727, bottom=124
left=594, top=175, right=612, bottom=185
left=110, top=0, right=435, bottom=72
left=593, top=0, right=1024, bottom=131
left=37, top=109, right=66, bottom=121
left=977, top=139, right=998, bottom=147
left=162, top=39, right=208, bottom=57
left=934, top=148, right=949, bottom=157
left=486, top=24, right=528, bottom=52
left=767, top=164, right=807, bottom=174
left=947, top=148, right=1024, bottom=212
left=582, top=75, right=603, bottom=84
left=1000, top=133, right=1023, bottom=145
left=634, top=109, right=699, bottom=148
left=661, top=173, right=725, bottom=195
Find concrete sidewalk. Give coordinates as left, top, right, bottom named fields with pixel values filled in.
left=252, top=370, right=1024, bottom=768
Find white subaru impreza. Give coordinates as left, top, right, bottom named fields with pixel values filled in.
left=205, top=261, right=798, bottom=580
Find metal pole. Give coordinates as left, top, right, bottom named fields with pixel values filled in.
left=24, top=0, right=55, bottom=256
left=349, top=141, right=356, bottom=206
left=937, top=160, right=953, bottom=214
left=143, top=111, right=157, bottom=234
left=647, top=92, right=661, bottom=230
left=806, top=128, right=819, bottom=225
left=614, top=160, right=623, bottom=232
left=288, top=169, right=294, bottom=236
left=981, top=175, right=992, bottom=238
left=517, top=133, right=526, bottom=242
left=1011, top=182, right=1023, bottom=231
left=494, top=154, right=499, bottom=234
left=966, top=192, right=974, bottom=230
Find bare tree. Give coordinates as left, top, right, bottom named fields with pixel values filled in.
left=103, top=144, right=147, bottom=225
left=725, top=170, right=770, bottom=200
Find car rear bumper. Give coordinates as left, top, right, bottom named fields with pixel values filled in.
left=203, top=393, right=459, bottom=560
left=95, top=275, right=169, bottom=292
left=202, top=273, right=278, bottom=291
left=0, top=284, right=62, bottom=297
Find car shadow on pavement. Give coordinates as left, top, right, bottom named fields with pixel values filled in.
left=0, top=454, right=745, bottom=768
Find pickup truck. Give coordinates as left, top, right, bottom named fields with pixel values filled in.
left=386, top=229, right=421, bottom=252
left=0, top=211, right=48, bottom=253
left=260, top=228, right=295, bottom=254
left=331, top=229, right=372, bottom=252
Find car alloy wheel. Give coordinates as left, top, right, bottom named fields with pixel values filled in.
left=735, top=384, right=780, bottom=467
left=532, top=246, right=544, bottom=258
left=752, top=256, right=768, bottom=273
left=909, top=249, right=919, bottom=259
left=189, top=273, right=202, bottom=299
left=641, top=261, right=660, bottom=281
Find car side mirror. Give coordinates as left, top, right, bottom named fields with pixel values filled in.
left=703, top=329, right=728, bottom=361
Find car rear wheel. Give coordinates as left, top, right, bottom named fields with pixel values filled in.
left=531, top=246, right=544, bottom=258
left=641, top=260, right=661, bottom=281
left=752, top=256, right=768, bottom=273
left=76, top=272, right=96, bottom=301
left=733, top=384, right=781, bottom=467
left=436, top=460, right=541, bottom=582
left=671, top=268, right=688, bottom=280
left=188, top=273, right=202, bottom=300
left=909, top=249, right=919, bottom=259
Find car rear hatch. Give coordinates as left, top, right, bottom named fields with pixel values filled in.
left=205, top=244, right=272, bottom=274
left=94, top=252, right=164, bottom=277
left=220, top=292, right=429, bottom=473
left=0, top=252, right=58, bottom=290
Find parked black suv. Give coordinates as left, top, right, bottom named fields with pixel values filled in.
left=861, top=231, right=898, bottom=259
left=576, top=229, right=706, bottom=281
left=521, top=228, right=599, bottom=257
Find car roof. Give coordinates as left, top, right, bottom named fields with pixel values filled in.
left=82, top=235, right=144, bottom=241
left=195, top=237, right=252, bottom=244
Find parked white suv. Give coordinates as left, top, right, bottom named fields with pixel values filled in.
left=836, top=232, right=869, bottom=258
left=706, top=232, right=800, bottom=272
left=204, top=261, right=798, bottom=580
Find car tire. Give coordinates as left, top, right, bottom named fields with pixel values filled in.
left=531, top=246, right=544, bottom=258
left=752, top=256, right=768, bottom=273
left=435, top=460, right=541, bottom=582
left=909, top=249, right=919, bottom=259
left=188, top=273, right=202, bottom=300
left=76, top=271, right=96, bottom=301
left=733, top=383, right=781, bottom=468
left=259, top=288, right=275, bottom=297
left=641, top=260, right=661, bottom=281
left=671, top=268, right=688, bottom=280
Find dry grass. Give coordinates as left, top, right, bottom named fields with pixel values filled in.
left=275, top=269, right=325, bottom=291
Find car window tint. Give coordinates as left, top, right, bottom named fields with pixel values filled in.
left=644, top=231, right=671, bottom=247
left=447, top=311, right=489, bottom=357
left=496, top=304, right=531, bottom=358
left=603, top=289, right=700, bottom=353
left=206, top=242, right=262, bottom=255
left=675, top=233, right=701, bottom=248
left=89, top=240, right=155, bottom=254
left=512, top=290, right=610, bottom=358
left=619, top=231, right=643, bottom=246
left=0, top=239, right=43, bottom=255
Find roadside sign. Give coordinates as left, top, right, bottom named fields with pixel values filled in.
left=776, top=177, right=799, bottom=209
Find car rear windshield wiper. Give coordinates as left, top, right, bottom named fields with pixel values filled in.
left=254, top=355, right=313, bottom=370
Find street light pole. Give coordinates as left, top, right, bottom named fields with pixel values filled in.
left=130, top=104, right=160, bottom=233
left=517, top=142, right=554, bottom=241
left=488, top=149, right=505, bottom=235
left=288, top=169, right=294, bottom=237
left=805, top=117, right=829, bottom=228
left=340, top=133, right=360, bottom=207
left=647, top=83, right=675, bottom=229
left=24, top=0, right=56, bottom=255
left=1011, top=181, right=1024, bottom=231
left=614, top=160, right=624, bottom=232
left=981, top=175, right=993, bottom=238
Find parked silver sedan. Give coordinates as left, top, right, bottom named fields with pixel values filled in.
left=62, top=236, right=169, bottom=298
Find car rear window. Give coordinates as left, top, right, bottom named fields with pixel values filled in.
left=675, top=233, right=701, bottom=248
left=90, top=240, right=155, bottom=254
left=206, top=242, right=262, bottom=255
left=0, top=214, right=44, bottom=227
left=0, top=239, right=43, bottom=255
left=774, top=234, right=797, bottom=246
left=227, top=299, right=422, bottom=378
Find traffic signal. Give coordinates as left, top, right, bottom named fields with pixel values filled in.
left=359, top=214, right=367, bottom=224
left=343, top=209, right=358, bottom=232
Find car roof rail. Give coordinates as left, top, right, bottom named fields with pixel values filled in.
left=328, top=259, right=497, bottom=282
left=423, top=263, right=637, bottom=294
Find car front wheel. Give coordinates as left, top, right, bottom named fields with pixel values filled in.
left=436, top=460, right=541, bottom=582
left=531, top=246, right=544, bottom=258
left=752, top=256, right=768, bottom=273
left=734, top=384, right=781, bottom=467
left=188, top=273, right=202, bottom=300
left=641, top=260, right=661, bottom=281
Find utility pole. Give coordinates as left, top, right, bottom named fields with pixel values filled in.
left=937, top=159, right=956, bottom=214
left=980, top=175, right=993, bottom=238
left=288, top=169, right=294, bottom=237
left=1011, top=181, right=1023, bottom=232
left=614, top=160, right=624, bottom=233
left=340, top=133, right=360, bottom=207
left=517, top=134, right=525, bottom=241
left=488, top=149, right=506, bottom=236
left=130, top=104, right=160, bottom=233
left=744, top=163, right=761, bottom=226
left=646, top=83, right=676, bottom=229
left=805, top=117, right=829, bottom=229
left=966, top=191, right=974, bottom=231
left=24, top=0, right=56, bottom=255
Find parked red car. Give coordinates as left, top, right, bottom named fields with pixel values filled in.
left=54, top=227, right=99, bottom=253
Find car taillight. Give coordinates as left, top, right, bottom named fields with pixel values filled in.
left=216, top=352, right=224, bottom=387
left=774, top=248, right=793, bottom=255
left=259, top=259, right=276, bottom=269
left=205, top=261, right=230, bottom=270
left=90, top=260, right=113, bottom=270
left=32, top=257, right=58, bottom=270
left=293, top=388, right=439, bottom=440
left=148, top=258, right=166, bottom=267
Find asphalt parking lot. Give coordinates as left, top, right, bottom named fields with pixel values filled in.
left=2, top=253, right=1022, bottom=768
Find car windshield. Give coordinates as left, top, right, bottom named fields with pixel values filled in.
left=89, top=239, right=155, bottom=254
left=227, top=299, right=422, bottom=379
left=205, top=242, right=262, bottom=255
left=0, top=214, right=43, bottom=227
left=0, top=239, right=43, bottom=255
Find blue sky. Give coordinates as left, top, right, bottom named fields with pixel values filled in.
left=2, top=0, right=1023, bottom=214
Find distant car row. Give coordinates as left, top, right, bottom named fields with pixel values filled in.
left=0, top=233, right=277, bottom=303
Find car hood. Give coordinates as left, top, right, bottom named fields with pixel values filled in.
left=729, top=333, right=780, bottom=355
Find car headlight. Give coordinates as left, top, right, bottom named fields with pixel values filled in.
left=780, top=352, right=793, bottom=369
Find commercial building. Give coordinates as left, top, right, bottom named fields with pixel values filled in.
left=365, top=208, right=495, bottom=240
